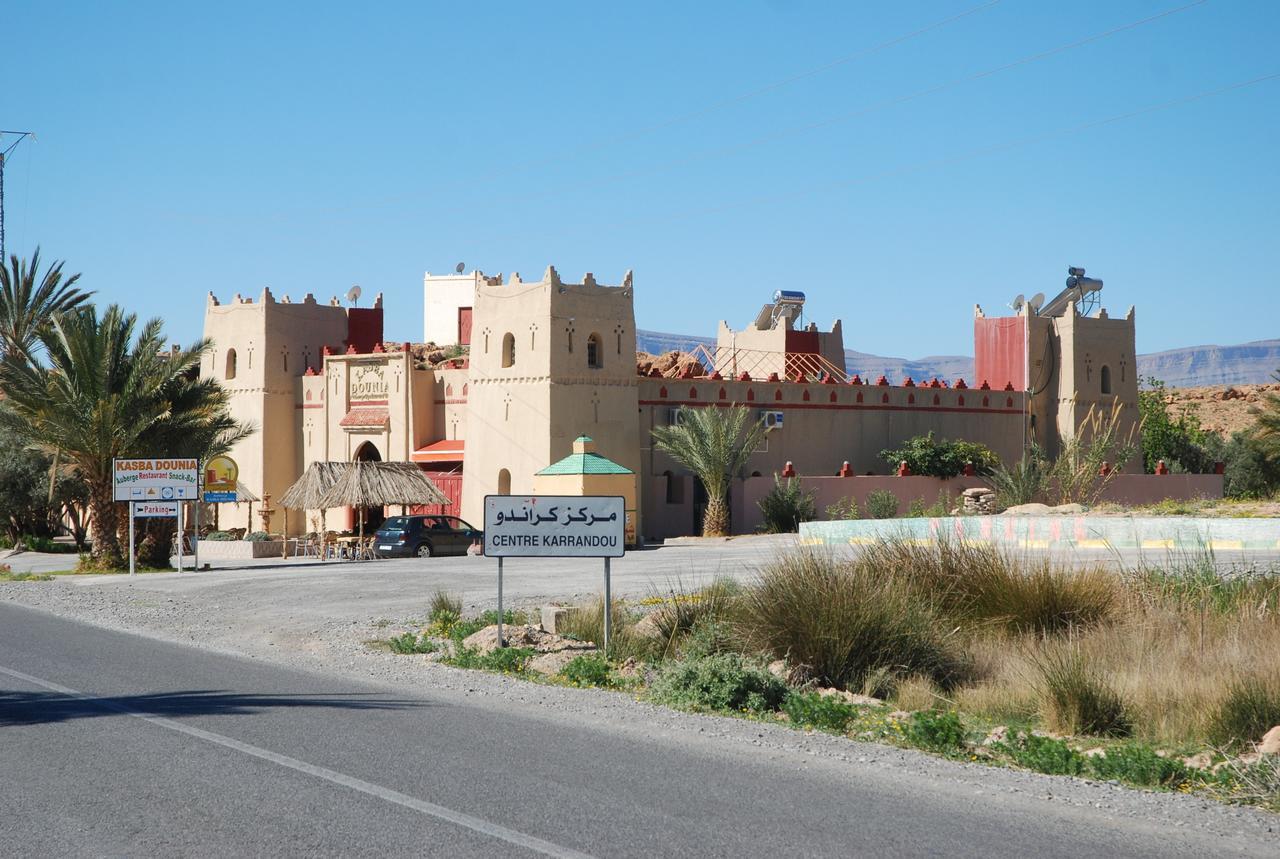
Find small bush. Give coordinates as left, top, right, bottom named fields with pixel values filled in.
left=782, top=692, right=858, bottom=733
left=649, top=652, right=788, bottom=714
left=245, top=531, right=271, bottom=542
left=478, top=607, right=527, bottom=626
left=905, top=710, right=967, bottom=754
left=879, top=432, right=1000, bottom=478
left=387, top=633, right=436, bottom=655
left=757, top=475, right=816, bottom=533
left=988, top=450, right=1047, bottom=507
left=1087, top=744, right=1188, bottom=788
left=1208, top=675, right=1280, bottom=750
left=429, top=590, right=463, bottom=625
left=448, top=645, right=535, bottom=673
left=1036, top=650, right=1131, bottom=737
left=560, top=653, right=613, bottom=688
left=740, top=550, right=969, bottom=692
left=824, top=497, right=859, bottom=521
left=449, top=617, right=490, bottom=641
left=204, top=531, right=235, bottom=541
left=864, top=490, right=899, bottom=520
left=1002, top=733, right=1085, bottom=776
left=559, top=596, right=629, bottom=650
left=644, top=578, right=740, bottom=656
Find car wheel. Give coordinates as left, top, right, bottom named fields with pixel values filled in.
left=416, top=543, right=433, bottom=558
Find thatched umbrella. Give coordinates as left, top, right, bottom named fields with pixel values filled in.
left=278, top=462, right=349, bottom=555
left=314, top=461, right=450, bottom=547
left=225, top=481, right=261, bottom=532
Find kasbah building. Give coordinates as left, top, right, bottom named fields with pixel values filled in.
left=201, top=265, right=1142, bottom=540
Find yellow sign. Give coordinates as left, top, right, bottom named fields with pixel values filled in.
left=204, top=456, right=239, bottom=493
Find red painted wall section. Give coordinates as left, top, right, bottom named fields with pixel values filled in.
left=974, top=316, right=1025, bottom=391
left=785, top=330, right=820, bottom=354
left=347, top=308, right=385, bottom=353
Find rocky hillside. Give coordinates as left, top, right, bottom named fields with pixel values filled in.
left=637, top=331, right=1280, bottom=387
left=1161, top=384, right=1278, bottom=437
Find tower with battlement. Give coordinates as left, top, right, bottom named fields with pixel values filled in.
left=202, top=289, right=383, bottom=532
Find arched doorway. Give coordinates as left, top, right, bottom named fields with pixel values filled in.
left=353, top=442, right=385, bottom=532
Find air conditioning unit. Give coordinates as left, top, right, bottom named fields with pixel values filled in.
left=760, top=410, right=784, bottom=430
left=667, top=408, right=689, bottom=426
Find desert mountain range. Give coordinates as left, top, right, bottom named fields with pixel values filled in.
left=636, top=331, right=1280, bottom=389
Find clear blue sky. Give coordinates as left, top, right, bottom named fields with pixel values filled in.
left=4, top=1, right=1277, bottom=358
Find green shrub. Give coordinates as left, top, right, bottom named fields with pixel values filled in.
left=245, top=531, right=271, bottom=542
left=204, top=531, right=235, bottom=541
left=560, top=653, right=613, bottom=688
left=1209, top=675, right=1280, bottom=749
left=429, top=590, right=462, bottom=625
left=739, top=550, right=970, bottom=692
left=906, top=498, right=927, bottom=518
left=782, top=691, right=858, bottom=733
left=880, top=432, right=1000, bottom=478
left=864, top=490, right=899, bottom=520
left=1087, top=744, right=1189, bottom=787
left=824, top=497, right=860, bottom=520
left=1218, top=431, right=1280, bottom=499
left=447, top=646, right=535, bottom=673
left=478, top=607, right=527, bottom=626
left=387, top=633, right=436, bottom=655
left=1035, top=650, right=1131, bottom=737
left=644, top=578, right=740, bottom=657
left=1139, top=377, right=1218, bottom=475
left=905, top=710, right=967, bottom=754
left=1002, top=733, right=1086, bottom=776
left=0, top=570, right=54, bottom=582
left=649, top=652, right=788, bottom=714
left=757, top=475, right=816, bottom=533
left=859, top=539, right=1117, bottom=635
left=559, top=596, right=630, bottom=650
left=988, top=449, right=1047, bottom=507
left=449, top=617, right=489, bottom=641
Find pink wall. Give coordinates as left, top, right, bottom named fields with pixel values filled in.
left=733, top=473, right=1226, bottom=534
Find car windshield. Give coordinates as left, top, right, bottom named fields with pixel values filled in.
left=379, top=517, right=410, bottom=532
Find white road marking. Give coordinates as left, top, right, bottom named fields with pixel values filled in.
left=0, top=664, right=595, bottom=859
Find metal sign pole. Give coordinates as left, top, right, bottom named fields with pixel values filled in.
left=128, top=502, right=136, bottom=576
left=194, top=493, right=201, bottom=572
left=603, top=556, right=612, bottom=653
left=176, top=500, right=184, bottom=572
left=496, top=556, right=505, bottom=648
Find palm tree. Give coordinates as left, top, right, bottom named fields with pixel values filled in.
left=0, top=249, right=92, bottom=357
left=0, top=304, right=252, bottom=565
left=651, top=404, right=765, bottom=537
left=1252, top=370, right=1280, bottom=465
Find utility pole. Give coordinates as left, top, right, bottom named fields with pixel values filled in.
left=0, top=130, right=34, bottom=262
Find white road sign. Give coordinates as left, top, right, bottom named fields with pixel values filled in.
left=113, top=458, right=199, bottom=502
left=134, top=501, right=179, bottom=518
left=483, top=495, right=625, bottom=558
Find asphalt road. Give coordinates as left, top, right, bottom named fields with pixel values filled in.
left=1, top=604, right=1274, bottom=858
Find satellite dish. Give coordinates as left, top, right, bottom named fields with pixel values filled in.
left=1009, top=293, right=1025, bottom=311
left=1028, top=292, right=1046, bottom=313
left=455, top=262, right=465, bottom=274
left=346, top=285, right=362, bottom=306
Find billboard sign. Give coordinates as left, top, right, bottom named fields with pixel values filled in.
left=203, top=455, right=239, bottom=503
left=113, top=458, right=199, bottom=502
left=134, top=501, right=179, bottom=518
left=483, top=495, right=625, bottom=558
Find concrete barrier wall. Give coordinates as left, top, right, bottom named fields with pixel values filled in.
left=799, top=515, right=1280, bottom=551
left=197, top=539, right=295, bottom=559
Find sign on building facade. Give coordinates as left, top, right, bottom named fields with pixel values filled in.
left=482, top=496, right=625, bottom=558
left=113, top=458, right=199, bottom=501
left=203, top=455, right=239, bottom=502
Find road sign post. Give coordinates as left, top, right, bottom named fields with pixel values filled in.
left=114, top=458, right=198, bottom=576
left=483, top=495, right=626, bottom=650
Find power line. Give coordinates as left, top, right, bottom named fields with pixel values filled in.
left=0, top=130, right=35, bottom=262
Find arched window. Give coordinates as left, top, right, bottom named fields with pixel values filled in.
left=1100, top=365, right=1112, bottom=395
left=501, top=333, right=515, bottom=368
left=225, top=348, right=237, bottom=380
left=587, top=333, right=603, bottom=368
left=497, top=468, right=511, bottom=495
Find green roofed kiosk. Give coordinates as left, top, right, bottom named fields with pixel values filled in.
left=533, top=436, right=638, bottom=546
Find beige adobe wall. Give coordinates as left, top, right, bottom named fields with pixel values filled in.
left=431, top=368, right=470, bottom=445
left=715, top=315, right=845, bottom=378
left=423, top=271, right=499, bottom=346
left=201, top=289, right=353, bottom=534
left=530, top=472, right=638, bottom=544
left=1052, top=304, right=1141, bottom=470
left=460, top=267, right=641, bottom=527
left=638, top=377, right=1026, bottom=539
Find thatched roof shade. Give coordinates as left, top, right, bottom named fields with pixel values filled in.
left=234, top=481, right=261, bottom=503
left=278, top=461, right=348, bottom=510
left=314, top=461, right=450, bottom=509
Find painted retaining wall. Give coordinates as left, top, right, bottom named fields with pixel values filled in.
left=197, top=539, right=295, bottom=559
left=799, top=515, right=1280, bottom=552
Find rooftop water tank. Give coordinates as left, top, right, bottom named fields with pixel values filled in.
left=773, top=290, right=806, bottom=306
